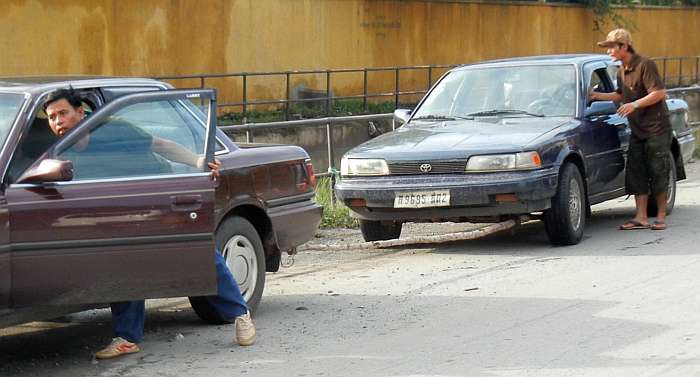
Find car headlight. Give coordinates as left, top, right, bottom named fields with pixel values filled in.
left=466, top=152, right=542, bottom=171
left=341, top=158, right=390, bottom=176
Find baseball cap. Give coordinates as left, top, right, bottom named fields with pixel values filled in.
left=597, top=28, right=633, bottom=48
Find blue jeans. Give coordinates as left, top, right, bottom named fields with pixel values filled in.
left=111, top=250, right=249, bottom=343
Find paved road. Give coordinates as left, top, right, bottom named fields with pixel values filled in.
left=2, top=162, right=700, bottom=377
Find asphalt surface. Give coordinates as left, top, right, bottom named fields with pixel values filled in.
left=2, top=161, right=700, bottom=377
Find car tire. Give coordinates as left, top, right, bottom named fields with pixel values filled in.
left=544, top=163, right=586, bottom=246
left=359, top=220, right=402, bottom=242
left=189, top=216, right=265, bottom=324
left=647, top=151, right=676, bottom=217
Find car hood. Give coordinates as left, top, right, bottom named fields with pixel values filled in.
left=347, top=117, right=571, bottom=160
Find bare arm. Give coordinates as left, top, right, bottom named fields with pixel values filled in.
left=589, top=91, right=623, bottom=102
left=617, top=88, right=667, bottom=117
left=151, top=136, right=221, bottom=179
left=151, top=136, right=204, bottom=168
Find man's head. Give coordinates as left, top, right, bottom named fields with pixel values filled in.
left=43, top=88, right=85, bottom=137
left=597, top=28, right=635, bottom=61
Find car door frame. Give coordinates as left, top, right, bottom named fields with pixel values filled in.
left=581, top=61, right=629, bottom=203
left=6, top=89, right=221, bottom=308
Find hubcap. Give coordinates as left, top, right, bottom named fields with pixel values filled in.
left=568, top=177, right=582, bottom=231
left=667, top=167, right=675, bottom=206
left=221, top=235, right=257, bottom=301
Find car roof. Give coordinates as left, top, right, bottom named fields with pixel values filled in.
left=0, top=76, right=167, bottom=94
left=454, top=54, right=611, bottom=70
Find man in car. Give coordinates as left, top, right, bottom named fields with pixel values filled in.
left=590, top=29, right=672, bottom=231
left=42, top=88, right=256, bottom=359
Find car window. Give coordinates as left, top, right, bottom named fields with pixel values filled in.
left=607, top=64, right=620, bottom=91
left=6, top=100, right=94, bottom=184
left=586, top=69, right=609, bottom=105
left=56, top=100, right=205, bottom=180
left=0, top=93, right=25, bottom=149
left=412, top=64, right=576, bottom=118
left=102, top=87, right=226, bottom=153
left=115, top=100, right=202, bottom=153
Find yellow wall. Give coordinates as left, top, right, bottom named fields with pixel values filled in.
left=2, top=0, right=698, bottom=105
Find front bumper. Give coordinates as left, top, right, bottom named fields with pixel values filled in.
left=335, top=167, right=558, bottom=221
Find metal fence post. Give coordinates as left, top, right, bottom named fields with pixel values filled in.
left=427, top=66, right=433, bottom=91
left=242, top=74, right=248, bottom=124
left=326, top=70, right=331, bottom=117
left=285, top=72, right=291, bottom=121
left=679, top=58, right=683, bottom=87
left=200, top=77, right=205, bottom=88
left=696, top=56, right=699, bottom=84
left=395, top=68, right=400, bottom=108
left=663, top=58, right=667, bottom=84
left=326, top=120, right=336, bottom=202
left=363, top=68, right=368, bottom=113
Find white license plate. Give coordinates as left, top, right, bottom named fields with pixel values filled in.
left=394, top=190, right=450, bottom=208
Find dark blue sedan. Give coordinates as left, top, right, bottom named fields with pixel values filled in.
left=335, top=54, right=695, bottom=245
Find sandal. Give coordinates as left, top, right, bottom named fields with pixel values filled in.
left=651, top=220, right=667, bottom=231
left=619, top=220, right=650, bottom=230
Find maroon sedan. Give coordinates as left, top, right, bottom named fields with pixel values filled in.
left=0, top=77, right=321, bottom=327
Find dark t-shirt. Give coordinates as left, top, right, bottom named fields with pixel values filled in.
left=61, top=120, right=171, bottom=180
left=615, top=54, right=670, bottom=139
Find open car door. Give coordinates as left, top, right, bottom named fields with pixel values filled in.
left=7, top=89, right=219, bottom=307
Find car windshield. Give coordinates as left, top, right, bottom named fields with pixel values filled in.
left=0, top=93, right=25, bottom=148
left=412, top=64, right=577, bottom=121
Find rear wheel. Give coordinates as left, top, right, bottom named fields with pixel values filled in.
left=647, top=151, right=676, bottom=217
left=189, top=216, right=265, bottom=324
left=359, top=220, right=402, bottom=242
left=544, top=163, right=586, bottom=246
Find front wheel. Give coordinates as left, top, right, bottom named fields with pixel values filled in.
left=544, top=163, right=586, bottom=246
left=647, top=151, right=677, bottom=217
left=360, top=220, right=402, bottom=242
left=189, top=216, right=265, bottom=323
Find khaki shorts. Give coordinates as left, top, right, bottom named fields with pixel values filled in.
left=625, top=129, right=672, bottom=195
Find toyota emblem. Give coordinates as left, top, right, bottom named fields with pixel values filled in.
left=419, top=163, right=432, bottom=173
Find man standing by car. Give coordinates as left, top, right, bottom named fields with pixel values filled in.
left=590, top=29, right=672, bottom=231
left=41, top=88, right=256, bottom=359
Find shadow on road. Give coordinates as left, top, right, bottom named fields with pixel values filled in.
left=0, top=293, right=683, bottom=377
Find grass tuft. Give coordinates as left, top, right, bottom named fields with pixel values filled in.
left=314, top=177, right=359, bottom=229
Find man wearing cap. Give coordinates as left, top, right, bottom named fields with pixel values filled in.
left=590, top=28, right=672, bottom=231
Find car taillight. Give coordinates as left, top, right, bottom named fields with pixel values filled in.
left=305, top=159, right=317, bottom=188
left=296, top=159, right=317, bottom=192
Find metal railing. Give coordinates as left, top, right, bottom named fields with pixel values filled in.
left=156, top=57, right=699, bottom=125
left=220, top=113, right=394, bottom=177
left=156, top=64, right=457, bottom=123
left=651, top=56, right=700, bottom=88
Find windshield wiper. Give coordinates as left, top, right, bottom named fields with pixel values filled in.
left=412, top=114, right=473, bottom=121
left=467, top=109, right=544, bottom=117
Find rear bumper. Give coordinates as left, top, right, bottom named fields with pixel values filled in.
left=268, top=193, right=322, bottom=251
left=335, top=168, right=558, bottom=221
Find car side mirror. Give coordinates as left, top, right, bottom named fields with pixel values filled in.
left=17, top=159, right=74, bottom=184
left=585, top=101, right=617, bottom=117
left=393, top=109, right=412, bottom=126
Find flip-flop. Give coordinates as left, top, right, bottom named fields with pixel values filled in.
left=651, top=221, right=667, bottom=231
left=619, top=220, right=650, bottom=230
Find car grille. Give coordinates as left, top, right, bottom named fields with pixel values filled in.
left=388, top=160, right=467, bottom=175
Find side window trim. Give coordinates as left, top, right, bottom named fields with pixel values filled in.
left=9, top=172, right=210, bottom=189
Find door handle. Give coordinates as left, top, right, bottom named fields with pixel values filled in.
left=171, top=195, right=203, bottom=212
